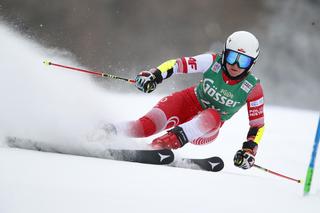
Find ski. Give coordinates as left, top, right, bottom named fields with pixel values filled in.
left=171, top=156, right=224, bottom=172
left=106, top=148, right=175, bottom=165
left=104, top=148, right=224, bottom=172
left=190, top=156, right=224, bottom=172
left=6, top=136, right=224, bottom=172
left=5, top=136, right=174, bottom=165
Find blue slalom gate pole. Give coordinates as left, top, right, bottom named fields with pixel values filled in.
left=304, top=115, right=320, bottom=195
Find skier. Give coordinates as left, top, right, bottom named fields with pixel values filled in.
left=107, top=31, right=265, bottom=170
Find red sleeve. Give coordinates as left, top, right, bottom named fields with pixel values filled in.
left=246, top=83, right=264, bottom=127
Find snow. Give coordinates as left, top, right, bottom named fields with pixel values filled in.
left=0, top=23, right=320, bottom=213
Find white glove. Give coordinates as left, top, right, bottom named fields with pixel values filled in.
left=135, top=71, right=157, bottom=93
left=233, top=149, right=255, bottom=169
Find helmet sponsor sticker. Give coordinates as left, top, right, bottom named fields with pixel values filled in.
left=237, top=48, right=246, bottom=53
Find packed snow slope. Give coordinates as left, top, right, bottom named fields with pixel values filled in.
left=0, top=23, right=320, bottom=213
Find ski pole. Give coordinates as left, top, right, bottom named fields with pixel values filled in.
left=254, top=164, right=302, bottom=183
left=43, top=60, right=136, bottom=84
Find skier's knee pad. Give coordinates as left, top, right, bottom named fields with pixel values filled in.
left=197, top=108, right=222, bottom=133
left=179, top=108, right=221, bottom=143
left=189, top=109, right=221, bottom=145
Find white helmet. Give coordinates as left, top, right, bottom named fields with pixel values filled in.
left=225, top=31, right=260, bottom=59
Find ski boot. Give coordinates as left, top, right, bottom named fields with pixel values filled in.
left=152, top=126, right=189, bottom=149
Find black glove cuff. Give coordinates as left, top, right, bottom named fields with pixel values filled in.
left=150, top=68, right=163, bottom=84
left=242, top=140, right=258, bottom=156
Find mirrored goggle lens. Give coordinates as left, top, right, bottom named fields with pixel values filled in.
left=238, top=54, right=254, bottom=69
left=225, top=50, right=254, bottom=69
left=225, top=51, right=238, bottom=65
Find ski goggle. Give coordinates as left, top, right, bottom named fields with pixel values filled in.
left=225, top=50, right=255, bottom=69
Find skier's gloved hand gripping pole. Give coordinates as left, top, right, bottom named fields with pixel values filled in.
left=43, top=60, right=163, bottom=93
left=235, top=151, right=302, bottom=183
left=135, top=68, right=163, bottom=93
left=233, top=140, right=302, bottom=183
left=43, top=60, right=136, bottom=84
